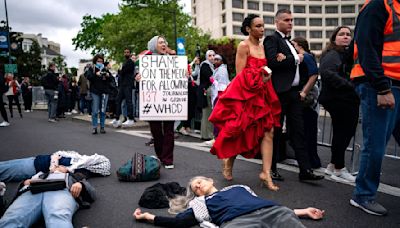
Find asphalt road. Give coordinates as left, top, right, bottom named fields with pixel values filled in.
left=0, top=111, right=399, bottom=228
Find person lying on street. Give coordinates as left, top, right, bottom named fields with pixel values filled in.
left=133, top=176, right=324, bottom=227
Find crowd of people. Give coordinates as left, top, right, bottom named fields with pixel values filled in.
left=0, top=0, right=399, bottom=226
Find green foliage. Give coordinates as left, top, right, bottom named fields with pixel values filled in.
left=73, top=0, right=211, bottom=63
left=18, top=40, right=43, bottom=85
left=52, top=56, right=67, bottom=73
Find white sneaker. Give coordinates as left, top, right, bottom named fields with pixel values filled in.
left=325, top=163, right=335, bottom=175
left=0, top=121, right=10, bottom=127
left=24, top=110, right=30, bottom=113
left=112, top=119, right=122, bottom=128
left=48, top=119, right=57, bottom=123
left=71, top=110, right=78, bottom=114
left=122, top=119, right=134, bottom=128
left=330, top=168, right=356, bottom=183
left=179, top=128, right=189, bottom=135
left=65, top=112, right=72, bottom=115
left=164, top=165, right=174, bottom=169
left=204, top=139, right=215, bottom=146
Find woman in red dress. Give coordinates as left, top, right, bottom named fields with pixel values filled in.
left=209, top=14, right=281, bottom=191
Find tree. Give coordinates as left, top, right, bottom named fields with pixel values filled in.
left=73, top=0, right=211, bottom=63
left=208, top=38, right=241, bottom=79
left=52, top=55, right=67, bottom=73
left=17, top=40, right=43, bottom=85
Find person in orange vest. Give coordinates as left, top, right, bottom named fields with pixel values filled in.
left=349, top=0, right=400, bottom=216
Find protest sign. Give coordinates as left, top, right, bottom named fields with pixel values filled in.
left=139, top=55, right=188, bottom=121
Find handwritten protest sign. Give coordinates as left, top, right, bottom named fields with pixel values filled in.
left=139, top=55, right=188, bottom=121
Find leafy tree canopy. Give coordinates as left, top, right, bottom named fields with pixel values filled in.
left=73, top=0, right=211, bottom=63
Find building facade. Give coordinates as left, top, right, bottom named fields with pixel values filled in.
left=192, top=0, right=364, bottom=52
left=21, top=33, right=62, bottom=68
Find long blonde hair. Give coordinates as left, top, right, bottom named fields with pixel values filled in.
left=168, top=176, right=214, bottom=214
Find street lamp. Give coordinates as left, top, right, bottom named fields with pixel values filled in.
left=136, top=3, right=177, bottom=51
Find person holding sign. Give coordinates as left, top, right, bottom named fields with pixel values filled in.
left=136, top=36, right=176, bottom=169
left=209, top=15, right=281, bottom=191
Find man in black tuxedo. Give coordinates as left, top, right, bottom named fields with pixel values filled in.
left=264, top=9, right=324, bottom=181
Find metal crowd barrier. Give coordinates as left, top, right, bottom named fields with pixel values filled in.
left=32, top=86, right=48, bottom=110
left=317, top=107, right=399, bottom=173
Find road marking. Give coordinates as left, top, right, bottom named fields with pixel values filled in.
left=117, top=130, right=400, bottom=198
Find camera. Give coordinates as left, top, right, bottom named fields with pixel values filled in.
left=100, top=68, right=108, bottom=80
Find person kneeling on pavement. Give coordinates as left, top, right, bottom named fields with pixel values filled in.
left=0, top=166, right=96, bottom=228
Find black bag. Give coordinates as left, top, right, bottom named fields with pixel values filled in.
left=29, top=173, right=67, bottom=194
left=139, top=182, right=186, bottom=209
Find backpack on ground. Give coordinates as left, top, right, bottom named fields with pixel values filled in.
left=116, top=153, right=161, bottom=182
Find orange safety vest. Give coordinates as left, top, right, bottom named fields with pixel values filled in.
left=350, top=0, right=400, bottom=80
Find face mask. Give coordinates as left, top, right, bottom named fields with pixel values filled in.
left=96, top=63, right=104, bottom=70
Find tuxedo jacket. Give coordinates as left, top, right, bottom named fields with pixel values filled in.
left=263, top=31, right=308, bottom=93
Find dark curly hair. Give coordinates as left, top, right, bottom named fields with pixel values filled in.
left=92, top=53, right=105, bottom=64
left=240, top=14, right=260, bottom=36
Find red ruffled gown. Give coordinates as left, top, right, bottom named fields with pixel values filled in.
left=209, top=56, right=281, bottom=159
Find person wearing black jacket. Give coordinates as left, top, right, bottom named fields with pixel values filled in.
left=0, top=167, right=96, bottom=228
left=319, top=26, right=359, bottom=184
left=42, top=63, right=59, bottom=122
left=0, top=68, right=10, bottom=127
left=264, top=9, right=324, bottom=181
left=20, top=77, right=32, bottom=112
left=112, top=48, right=135, bottom=128
left=84, top=54, right=113, bottom=134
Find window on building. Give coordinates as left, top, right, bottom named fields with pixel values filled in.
left=222, top=27, right=226, bottom=36
left=325, top=6, right=338, bottom=13
left=233, top=13, right=244, bottom=22
left=193, top=18, right=196, bottom=25
left=263, top=3, right=274, bottom=12
left=263, top=16, right=274, bottom=25
left=193, top=6, right=196, bottom=14
left=342, top=18, right=355, bottom=26
left=310, top=42, right=323, bottom=51
left=23, top=44, right=28, bottom=52
left=294, top=30, right=307, bottom=38
left=233, top=26, right=242, bottom=35
left=232, top=0, right=243, bottom=9
left=221, top=0, right=225, bottom=10
left=325, top=18, right=338, bottom=26
left=264, top=29, right=275, bottom=36
left=294, top=18, right=306, bottom=26
left=310, top=31, right=322, bottom=38
left=278, top=4, right=290, bottom=10
left=309, top=6, right=322, bottom=13
left=326, top=30, right=333, bottom=38
left=342, top=5, right=355, bottom=13
left=222, top=14, right=226, bottom=23
left=309, top=18, right=322, bottom=26
left=248, top=1, right=259, bottom=10
left=293, top=5, right=305, bottom=13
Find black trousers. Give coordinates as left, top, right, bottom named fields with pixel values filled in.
left=0, top=95, right=8, bottom=122
left=23, top=94, right=32, bottom=111
left=304, top=107, right=321, bottom=169
left=323, top=101, right=359, bottom=169
left=7, top=95, right=22, bottom=117
left=272, top=89, right=311, bottom=172
left=115, top=86, right=133, bottom=119
left=183, top=83, right=197, bottom=128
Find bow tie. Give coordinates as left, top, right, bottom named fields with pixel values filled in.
left=283, top=36, right=291, bottom=40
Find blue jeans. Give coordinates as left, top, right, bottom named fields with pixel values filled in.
left=91, top=93, right=109, bottom=128
left=0, top=189, right=78, bottom=228
left=353, top=83, right=400, bottom=202
left=0, top=157, right=36, bottom=182
left=45, top=90, right=58, bottom=119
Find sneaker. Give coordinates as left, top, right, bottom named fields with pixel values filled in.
left=92, top=128, right=98, bottom=134
left=48, top=118, right=57, bottom=123
left=204, top=139, right=215, bottom=146
left=24, top=110, right=30, bottom=113
left=122, top=119, right=135, bottom=128
left=112, top=119, right=122, bottom=128
left=145, top=138, right=154, bottom=146
left=330, top=168, right=356, bottom=183
left=65, top=112, right=72, bottom=115
left=100, top=127, right=106, bottom=134
left=325, top=163, right=335, bottom=175
left=164, top=164, right=174, bottom=169
left=0, top=121, right=10, bottom=127
left=179, top=128, right=189, bottom=136
left=350, top=199, right=388, bottom=216
left=71, top=110, right=78, bottom=114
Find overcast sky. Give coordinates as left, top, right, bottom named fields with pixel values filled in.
left=0, top=0, right=191, bottom=67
